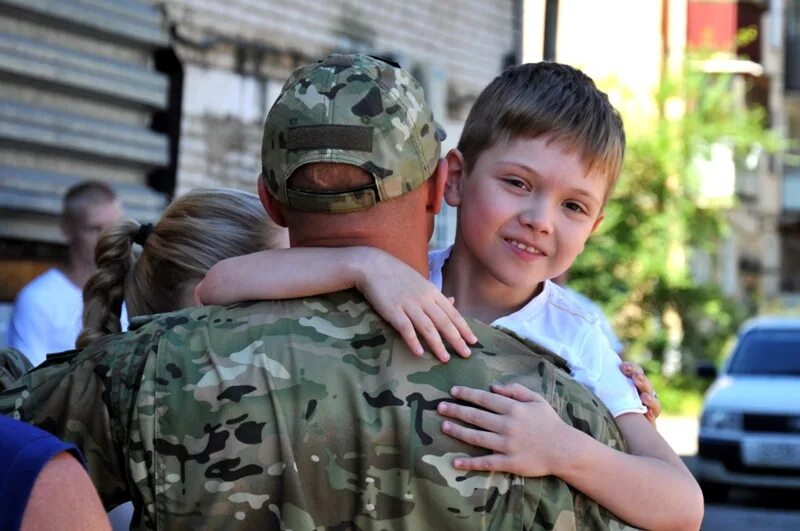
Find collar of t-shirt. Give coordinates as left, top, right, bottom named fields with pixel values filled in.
left=427, top=245, right=550, bottom=328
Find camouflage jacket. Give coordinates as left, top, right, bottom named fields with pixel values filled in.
left=0, top=291, right=636, bottom=530
left=0, top=346, right=31, bottom=391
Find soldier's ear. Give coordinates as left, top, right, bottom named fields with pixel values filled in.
left=258, top=175, right=287, bottom=227
left=444, top=149, right=465, bottom=207
left=426, top=158, right=448, bottom=215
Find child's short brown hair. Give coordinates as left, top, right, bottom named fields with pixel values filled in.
left=457, top=62, right=625, bottom=202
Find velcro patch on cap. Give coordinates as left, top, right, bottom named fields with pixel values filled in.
left=322, top=54, right=355, bottom=67
left=287, top=125, right=373, bottom=152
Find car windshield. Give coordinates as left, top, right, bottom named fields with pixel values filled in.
left=728, top=328, right=800, bottom=376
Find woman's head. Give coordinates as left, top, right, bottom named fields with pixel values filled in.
left=78, top=188, right=288, bottom=348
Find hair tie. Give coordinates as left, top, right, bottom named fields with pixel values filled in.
left=132, top=223, right=154, bottom=246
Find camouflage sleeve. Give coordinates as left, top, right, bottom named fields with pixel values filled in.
left=0, top=330, right=156, bottom=511
left=534, top=367, right=637, bottom=530
left=0, top=347, right=33, bottom=392
left=489, top=326, right=637, bottom=530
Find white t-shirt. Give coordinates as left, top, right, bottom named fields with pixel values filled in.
left=560, top=287, right=624, bottom=355
left=7, top=269, right=83, bottom=366
left=429, top=246, right=646, bottom=417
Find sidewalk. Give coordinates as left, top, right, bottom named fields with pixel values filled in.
left=656, top=415, right=699, bottom=456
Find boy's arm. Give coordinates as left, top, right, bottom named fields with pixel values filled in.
left=439, top=381, right=703, bottom=531
left=197, top=247, right=476, bottom=360
left=196, top=247, right=370, bottom=305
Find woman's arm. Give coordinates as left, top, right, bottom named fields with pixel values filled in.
left=438, top=384, right=703, bottom=531
left=21, top=452, right=110, bottom=531
left=197, top=247, right=476, bottom=360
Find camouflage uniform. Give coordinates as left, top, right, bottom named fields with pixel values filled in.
left=1, top=292, right=636, bottom=530
left=0, top=346, right=31, bottom=391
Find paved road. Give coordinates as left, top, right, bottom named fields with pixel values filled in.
left=657, top=416, right=799, bottom=530
left=703, top=489, right=800, bottom=530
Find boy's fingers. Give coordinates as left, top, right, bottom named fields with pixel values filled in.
left=437, top=299, right=477, bottom=346
left=406, top=306, right=449, bottom=362
left=452, top=454, right=508, bottom=472
left=425, top=303, right=471, bottom=358
left=490, top=383, right=540, bottom=402
left=641, top=392, right=662, bottom=419
left=438, top=402, right=504, bottom=433
left=621, top=362, right=645, bottom=376
left=635, top=375, right=654, bottom=395
left=450, top=386, right=513, bottom=414
left=392, top=313, right=425, bottom=356
left=440, top=420, right=505, bottom=452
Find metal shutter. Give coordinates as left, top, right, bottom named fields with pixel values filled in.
left=0, top=0, right=171, bottom=244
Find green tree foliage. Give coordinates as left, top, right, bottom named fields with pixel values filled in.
left=569, top=57, right=781, bottom=397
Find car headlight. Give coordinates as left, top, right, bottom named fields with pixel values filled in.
left=701, top=409, right=743, bottom=430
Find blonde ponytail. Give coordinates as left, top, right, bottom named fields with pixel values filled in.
left=78, top=188, right=286, bottom=348
left=77, top=221, right=139, bottom=348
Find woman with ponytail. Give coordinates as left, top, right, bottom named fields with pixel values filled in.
left=77, top=187, right=288, bottom=348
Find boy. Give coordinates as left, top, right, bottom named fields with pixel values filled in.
left=198, top=62, right=703, bottom=530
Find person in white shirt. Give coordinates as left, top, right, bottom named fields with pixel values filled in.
left=7, top=181, right=121, bottom=366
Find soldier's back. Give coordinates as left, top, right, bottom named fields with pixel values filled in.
left=125, top=291, right=632, bottom=530
left=0, top=291, right=635, bottom=530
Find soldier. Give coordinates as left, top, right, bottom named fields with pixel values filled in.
left=0, top=54, right=636, bottom=530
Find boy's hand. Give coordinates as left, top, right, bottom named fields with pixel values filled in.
left=620, top=362, right=661, bottom=425
left=436, top=383, right=570, bottom=476
left=355, top=250, right=476, bottom=362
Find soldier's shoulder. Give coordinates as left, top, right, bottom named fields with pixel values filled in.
left=467, top=319, right=571, bottom=373
left=136, top=291, right=392, bottom=348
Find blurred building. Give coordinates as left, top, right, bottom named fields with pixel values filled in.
left=0, top=0, right=522, bottom=324
left=523, top=0, right=799, bottom=310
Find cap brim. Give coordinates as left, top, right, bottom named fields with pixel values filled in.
left=434, top=122, right=447, bottom=141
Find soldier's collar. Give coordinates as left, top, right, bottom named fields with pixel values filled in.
left=128, top=314, right=160, bottom=331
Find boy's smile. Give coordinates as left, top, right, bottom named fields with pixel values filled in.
left=444, top=136, right=607, bottom=312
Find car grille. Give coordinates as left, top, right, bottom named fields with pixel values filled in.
left=743, top=414, right=800, bottom=434
left=699, top=438, right=800, bottom=476
left=699, top=438, right=741, bottom=467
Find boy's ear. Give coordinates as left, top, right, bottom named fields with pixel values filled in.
left=444, top=148, right=466, bottom=207
left=257, top=174, right=287, bottom=227
left=426, top=158, right=448, bottom=215
left=590, top=211, right=605, bottom=234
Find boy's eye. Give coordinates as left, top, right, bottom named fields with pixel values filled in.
left=502, top=177, right=529, bottom=190
left=564, top=201, right=587, bottom=215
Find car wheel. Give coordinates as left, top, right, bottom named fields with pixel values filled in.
left=700, top=481, right=729, bottom=504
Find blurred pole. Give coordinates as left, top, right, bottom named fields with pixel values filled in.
left=543, top=0, right=558, bottom=61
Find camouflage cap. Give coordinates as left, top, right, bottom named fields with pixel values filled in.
left=261, top=53, right=445, bottom=213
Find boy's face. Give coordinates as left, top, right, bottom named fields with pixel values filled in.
left=446, top=137, right=607, bottom=294
left=64, top=200, right=122, bottom=264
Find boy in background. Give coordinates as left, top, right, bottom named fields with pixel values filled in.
left=8, top=181, right=121, bottom=365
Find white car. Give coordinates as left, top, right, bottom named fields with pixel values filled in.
left=695, top=316, right=800, bottom=502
